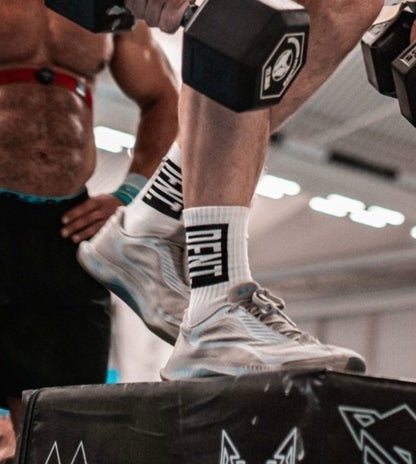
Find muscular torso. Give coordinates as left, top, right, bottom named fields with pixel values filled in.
left=0, top=0, right=114, bottom=195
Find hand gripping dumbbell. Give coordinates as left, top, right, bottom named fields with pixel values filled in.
left=361, top=1, right=416, bottom=127
left=45, top=0, right=310, bottom=112
left=361, top=2, right=416, bottom=97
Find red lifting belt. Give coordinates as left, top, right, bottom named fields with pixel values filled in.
left=0, top=67, right=93, bottom=108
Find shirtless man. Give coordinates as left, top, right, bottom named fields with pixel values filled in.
left=0, top=0, right=178, bottom=448
left=79, top=0, right=384, bottom=378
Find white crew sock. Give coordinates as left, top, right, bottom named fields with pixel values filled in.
left=123, top=143, right=183, bottom=236
left=184, top=206, right=253, bottom=324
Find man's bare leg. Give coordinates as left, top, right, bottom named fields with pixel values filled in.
left=0, top=397, right=23, bottom=463
left=0, top=410, right=16, bottom=462
left=181, top=0, right=384, bottom=205
left=160, top=0, right=384, bottom=379
left=270, top=0, right=385, bottom=131
left=6, top=397, right=21, bottom=435
left=180, top=85, right=270, bottom=208
left=81, top=0, right=385, bottom=372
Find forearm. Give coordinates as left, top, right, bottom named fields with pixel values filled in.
left=110, top=22, right=179, bottom=179
left=129, top=92, right=179, bottom=178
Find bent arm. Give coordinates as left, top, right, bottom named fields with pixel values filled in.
left=110, top=22, right=179, bottom=178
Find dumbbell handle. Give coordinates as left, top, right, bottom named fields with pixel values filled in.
left=121, top=1, right=197, bottom=29
left=181, top=3, right=199, bottom=27
left=406, top=0, right=416, bottom=14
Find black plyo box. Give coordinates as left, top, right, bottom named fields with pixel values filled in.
left=16, top=370, right=416, bottom=463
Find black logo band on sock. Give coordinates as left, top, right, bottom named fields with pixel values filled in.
left=186, top=224, right=229, bottom=288
left=143, top=159, right=183, bottom=220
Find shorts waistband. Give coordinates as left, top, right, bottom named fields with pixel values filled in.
left=0, top=189, right=89, bottom=228
left=0, top=187, right=86, bottom=204
left=0, top=67, right=93, bottom=108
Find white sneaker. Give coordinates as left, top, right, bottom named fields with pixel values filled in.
left=161, top=282, right=366, bottom=379
left=77, top=207, right=189, bottom=345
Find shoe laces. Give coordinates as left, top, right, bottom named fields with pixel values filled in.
left=232, top=287, right=316, bottom=343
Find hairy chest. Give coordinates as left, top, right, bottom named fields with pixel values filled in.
left=0, top=0, right=114, bottom=78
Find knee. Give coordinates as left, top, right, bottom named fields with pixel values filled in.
left=346, top=0, right=384, bottom=50
left=337, top=0, right=384, bottom=28
left=302, top=0, right=384, bottom=58
left=309, top=0, right=383, bottom=32
left=302, top=0, right=383, bottom=22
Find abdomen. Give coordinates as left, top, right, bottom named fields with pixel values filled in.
left=0, top=83, right=96, bottom=196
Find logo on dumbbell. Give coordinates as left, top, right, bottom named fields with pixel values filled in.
left=261, top=32, right=306, bottom=100
left=272, top=49, right=294, bottom=82
left=400, top=43, right=416, bottom=67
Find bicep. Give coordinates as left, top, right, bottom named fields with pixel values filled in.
left=109, top=22, right=178, bottom=106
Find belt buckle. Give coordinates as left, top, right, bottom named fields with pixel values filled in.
left=35, top=67, right=56, bottom=85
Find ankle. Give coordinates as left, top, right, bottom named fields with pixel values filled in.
left=184, top=205, right=252, bottom=323
left=123, top=143, right=184, bottom=237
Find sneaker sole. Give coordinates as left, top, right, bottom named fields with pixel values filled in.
left=160, top=354, right=366, bottom=380
left=77, top=242, right=178, bottom=345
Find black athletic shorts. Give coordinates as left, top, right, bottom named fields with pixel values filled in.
left=0, top=190, right=111, bottom=408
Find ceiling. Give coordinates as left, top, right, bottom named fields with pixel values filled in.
left=89, top=26, right=416, bottom=320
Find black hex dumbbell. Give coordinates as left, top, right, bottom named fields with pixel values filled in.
left=45, top=0, right=310, bottom=112
left=392, top=41, right=416, bottom=125
left=361, top=2, right=416, bottom=97
left=45, top=0, right=136, bottom=32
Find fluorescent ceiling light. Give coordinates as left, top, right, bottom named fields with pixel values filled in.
left=349, top=210, right=386, bottom=228
left=326, top=194, right=365, bottom=213
left=94, top=126, right=135, bottom=153
left=309, top=195, right=405, bottom=230
left=309, top=196, right=348, bottom=218
left=367, top=206, right=405, bottom=226
left=410, top=226, right=416, bottom=239
left=308, top=193, right=405, bottom=231
left=256, top=174, right=300, bottom=199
